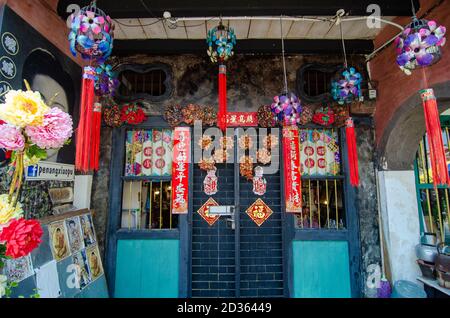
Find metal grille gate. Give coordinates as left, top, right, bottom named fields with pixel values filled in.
left=191, top=129, right=285, bottom=298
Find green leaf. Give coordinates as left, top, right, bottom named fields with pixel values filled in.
left=26, top=145, right=47, bottom=160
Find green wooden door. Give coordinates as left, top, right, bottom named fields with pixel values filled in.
left=292, top=241, right=351, bottom=298
left=114, top=239, right=179, bottom=298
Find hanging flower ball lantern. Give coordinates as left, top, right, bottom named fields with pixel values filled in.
left=331, top=67, right=362, bottom=105
left=395, top=18, right=446, bottom=75
left=94, top=63, right=119, bottom=96
left=206, top=22, right=237, bottom=63
left=270, top=93, right=302, bottom=126
left=68, top=1, right=114, bottom=61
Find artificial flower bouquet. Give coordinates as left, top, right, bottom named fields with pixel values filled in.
left=0, top=82, right=73, bottom=297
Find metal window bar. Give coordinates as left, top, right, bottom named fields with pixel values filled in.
left=122, top=128, right=178, bottom=230
left=415, top=129, right=450, bottom=242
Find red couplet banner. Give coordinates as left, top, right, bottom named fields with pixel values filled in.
left=171, top=127, right=191, bottom=214
left=282, top=127, right=302, bottom=213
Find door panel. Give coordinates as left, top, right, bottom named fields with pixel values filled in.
left=115, top=239, right=179, bottom=298
left=191, top=163, right=236, bottom=297
left=191, top=129, right=285, bottom=298
left=292, top=240, right=351, bottom=298
left=239, top=151, right=284, bottom=297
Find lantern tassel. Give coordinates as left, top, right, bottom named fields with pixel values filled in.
left=421, top=89, right=450, bottom=187
left=75, top=66, right=96, bottom=172
left=90, top=102, right=102, bottom=171
left=218, top=64, right=227, bottom=131
left=345, top=118, right=359, bottom=187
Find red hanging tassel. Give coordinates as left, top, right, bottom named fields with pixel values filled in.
left=90, top=102, right=102, bottom=171
left=421, top=88, right=450, bottom=186
left=345, top=117, right=359, bottom=187
left=218, top=64, right=227, bottom=131
left=75, top=66, right=96, bottom=172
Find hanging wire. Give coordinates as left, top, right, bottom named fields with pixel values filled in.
left=280, top=15, right=288, bottom=95
left=411, top=0, right=417, bottom=17
left=338, top=18, right=348, bottom=69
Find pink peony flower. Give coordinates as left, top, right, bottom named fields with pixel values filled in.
left=0, top=123, right=25, bottom=151
left=25, top=107, right=73, bottom=149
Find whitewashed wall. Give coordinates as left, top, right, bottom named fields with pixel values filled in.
left=377, top=170, right=421, bottom=283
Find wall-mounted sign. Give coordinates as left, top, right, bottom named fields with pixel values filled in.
left=0, top=55, right=16, bottom=79
left=25, top=161, right=75, bottom=182
left=282, top=127, right=302, bottom=213
left=171, top=127, right=191, bottom=214
left=227, top=112, right=258, bottom=127
left=1, top=32, right=19, bottom=56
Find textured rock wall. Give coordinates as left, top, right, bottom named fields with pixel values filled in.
left=355, top=122, right=382, bottom=297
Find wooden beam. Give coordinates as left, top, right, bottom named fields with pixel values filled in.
left=113, top=39, right=374, bottom=55
left=57, top=0, right=420, bottom=19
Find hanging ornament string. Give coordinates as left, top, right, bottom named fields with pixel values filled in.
left=280, top=16, right=288, bottom=95
left=336, top=13, right=360, bottom=187
left=338, top=17, right=348, bottom=69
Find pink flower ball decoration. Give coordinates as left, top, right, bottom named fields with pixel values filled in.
left=25, top=107, right=73, bottom=149
left=0, top=123, right=25, bottom=151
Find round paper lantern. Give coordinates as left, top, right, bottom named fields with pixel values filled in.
left=331, top=67, right=362, bottom=105
left=94, top=63, right=119, bottom=96
left=395, top=18, right=446, bottom=75
left=270, top=93, right=302, bottom=126
left=68, top=3, right=114, bottom=61
left=206, top=22, right=236, bottom=63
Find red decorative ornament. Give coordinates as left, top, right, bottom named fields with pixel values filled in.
left=197, top=198, right=220, bottom=226
left=345, top=118, right=360, bottom=187
left=421, top=89, right=450, bottom=186
left=75, top=66, right=97, bottom=172
left=120, top=103, right=147, bottom=125
left=312, top=107, right=336, bottom=126
left=246, top=198, right=273, bottom=227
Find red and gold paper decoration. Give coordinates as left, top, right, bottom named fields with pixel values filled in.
left=246, top=198, right=273, bottom=226
left=282, top=127, right=302, bottom=213
left=171, top=127, right=190, bottom=214
left=227, top=112, right=258, bottom=127
left=197, top=198, right=220, bottom=226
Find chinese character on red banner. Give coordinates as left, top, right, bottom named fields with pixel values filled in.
left=171, top=127, right=190, bottom=214
left=282, top=127, right=302, bottom=213
left=226, top=112, right=258, bottom=127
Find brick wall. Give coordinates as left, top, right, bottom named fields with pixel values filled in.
left=371, top=0, right=450, bottom=145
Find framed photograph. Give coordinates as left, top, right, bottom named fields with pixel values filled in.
left=72, top=249, right=91, bottom=289
left=66, top=216, right=85, bottom=254
left=48, top=221, right=71, bottom=261
left=86, top=244, right=103, bottom=282
left=80, top=214, right=96, bottom=247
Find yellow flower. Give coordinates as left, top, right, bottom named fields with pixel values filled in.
left=0, top=90, right=49, bottom=127
left=0, top=194, right=23, bottom=225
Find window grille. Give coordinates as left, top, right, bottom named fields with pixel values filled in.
left=295, top=129, right=346, bottom=230
left=122, top=129, right=178, bottom=230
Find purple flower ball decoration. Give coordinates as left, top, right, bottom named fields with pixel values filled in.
left=270, top=93, right=302, bottom=126
left=68, top=3, right=114, bottom=61
left=395, top=19, right=446, bottom=75
left=95, top=63, right=119, bottom=97
left=331, top=67, right=362, bottom=105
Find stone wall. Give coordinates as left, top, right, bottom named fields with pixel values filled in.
left=355, top=122, right=382, bottom=297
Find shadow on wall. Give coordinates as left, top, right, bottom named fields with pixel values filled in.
left=377, top=81, right=450, bottom=171
left=21, top=49, right=77, bottom=164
